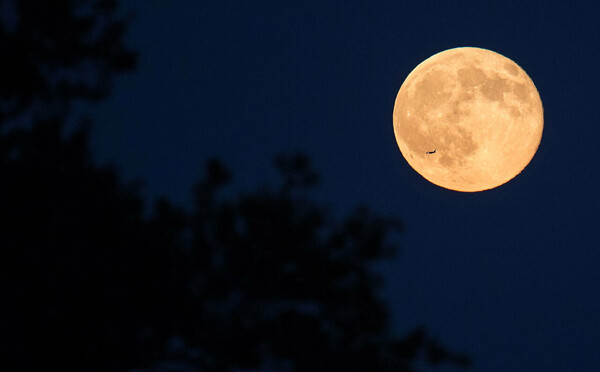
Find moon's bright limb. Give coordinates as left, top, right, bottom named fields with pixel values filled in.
left=393, top=47, right=543, bottom=192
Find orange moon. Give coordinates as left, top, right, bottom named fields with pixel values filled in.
left=393, top=47, right=543, bottom=192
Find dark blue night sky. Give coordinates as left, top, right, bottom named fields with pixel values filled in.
left=83, top=1, right=600, bottom=370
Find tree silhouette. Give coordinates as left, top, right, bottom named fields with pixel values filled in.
left=1, top=128, right=470, bottom=370
left=182, top=154, right=470, bottom=371
left=0, top=1, right=471, bottom=371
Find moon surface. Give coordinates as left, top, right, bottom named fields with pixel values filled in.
left=393, top=47, right=543, bottom=192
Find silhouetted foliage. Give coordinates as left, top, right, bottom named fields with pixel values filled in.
left=0, top=124, right=471, bottom=370
left=0, top=1, right=471, bottom=371
left=0, top=0, right=136, bottom=124
left=183, top=154, right=470, bottom=372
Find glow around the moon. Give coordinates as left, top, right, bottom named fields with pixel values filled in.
left=393, top=47, right=543, bottom=192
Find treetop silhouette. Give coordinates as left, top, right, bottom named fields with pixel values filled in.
left=0, top=0, right=136, bottom=125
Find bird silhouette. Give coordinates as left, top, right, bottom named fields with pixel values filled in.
left=426, top=149, right=437, bottom=154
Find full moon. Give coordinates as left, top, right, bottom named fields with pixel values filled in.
left=393, top=47, right=543, bottom=192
